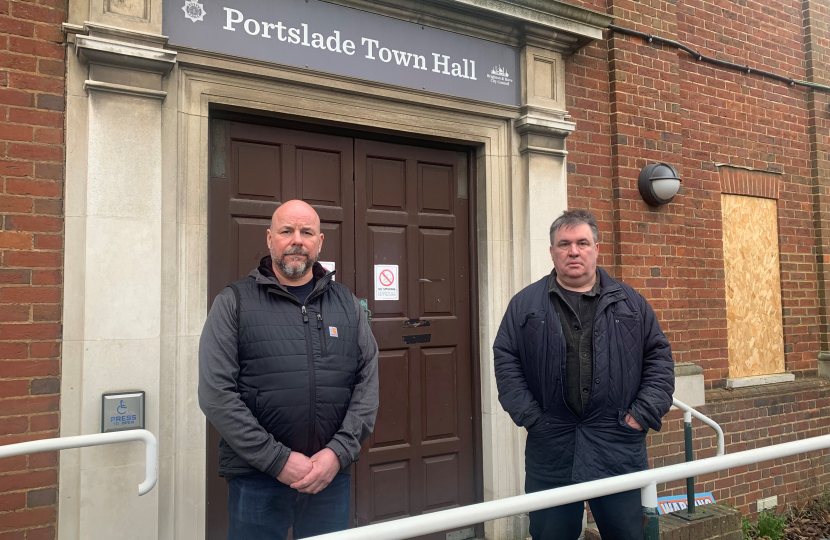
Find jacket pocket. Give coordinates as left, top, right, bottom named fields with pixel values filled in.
left=316, top=313, right=328, bottom=357
left=519, top=311, right=548, bottom=401
left=518, top=311, right=547, bottom=348
left=611, top=306, right=644, bottom=402
left=617, top=408, right=645, bottom=434
left=520, top=309, right=547, bottom=324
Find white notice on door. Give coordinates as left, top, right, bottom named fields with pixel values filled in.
left=319, top=261, right=335, bottom=281
left=374, top=264, right=399, bottom=301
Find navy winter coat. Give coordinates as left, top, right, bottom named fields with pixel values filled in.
left=493, top=268, right=674, bottom=484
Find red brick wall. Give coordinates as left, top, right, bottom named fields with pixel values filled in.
left=565, top=39, right=616, bottom=273
left=649, top=380, right=830, bottom=517
left=565, top=0, right=823, bottom=385
left=563, top=0, right=830, bottom=522
left=0, top=0, right=65, bottom=535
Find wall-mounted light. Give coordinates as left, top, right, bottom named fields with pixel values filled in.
left=638, top=163, right=682, bottom=206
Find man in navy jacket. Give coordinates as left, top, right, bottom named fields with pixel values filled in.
left=494, top=209, right=674, bottom=540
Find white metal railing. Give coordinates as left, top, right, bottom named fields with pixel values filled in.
left=308, top=433, right=830, bottom=540
left=673, top=398, right=725, bottom=456
left=0, top=429, right=158, bottom=496
left=672, top=397, right=725, bottom=517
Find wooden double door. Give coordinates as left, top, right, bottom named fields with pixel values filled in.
left=207, top=121, right=478, bottom=539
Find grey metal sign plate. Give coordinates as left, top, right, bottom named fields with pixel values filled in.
left=102, top=391, right=145, bottom=433
left=164, top=0, right=521, bottom=106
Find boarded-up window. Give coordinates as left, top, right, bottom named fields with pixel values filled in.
left=722, top=194, right=785, bottom=378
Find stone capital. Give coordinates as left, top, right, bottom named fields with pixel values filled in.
left=71, top=22, right=176, bottom=100
left=515, top=106, right=575, bottom=155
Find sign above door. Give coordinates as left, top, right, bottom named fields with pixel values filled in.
left=163, top=0, right=521, bottom=106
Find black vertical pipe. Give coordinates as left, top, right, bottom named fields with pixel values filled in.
left=685, top=421, right=695, bottom=514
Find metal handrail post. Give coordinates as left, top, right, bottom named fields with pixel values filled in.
left=0, top=429, right=158, bottom=495
left=684, top=409, right=695, bottom=515
left=672, top=398, right=725, bottom=518
left=641, top=482, right=660, bottom=540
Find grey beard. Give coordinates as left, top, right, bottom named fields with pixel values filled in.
left=274, top=249, right=317, bottom=278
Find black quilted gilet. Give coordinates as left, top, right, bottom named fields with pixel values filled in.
left=217, top=271, right=359, bottom=478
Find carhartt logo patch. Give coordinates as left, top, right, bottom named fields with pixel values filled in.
left=329, top=327, right=338, bottom=337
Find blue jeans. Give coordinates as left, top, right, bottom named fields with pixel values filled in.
left=227, top=472, right=351, bottom=540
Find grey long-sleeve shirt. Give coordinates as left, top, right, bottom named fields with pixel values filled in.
left=198, top=273, right=379, bottom=478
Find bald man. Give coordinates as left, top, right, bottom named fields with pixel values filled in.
left=199, top=200, right=379, bottom=539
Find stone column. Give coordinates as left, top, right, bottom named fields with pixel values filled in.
left=484, top=43, right=577, bottom=540
left=59, top=23, right=175, bottom=540
left=516, top=46, right=576, bottom=286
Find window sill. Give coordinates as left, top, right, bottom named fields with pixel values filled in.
left=725, top=373, right=795, bottom=389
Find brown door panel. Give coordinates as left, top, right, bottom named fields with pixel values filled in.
left=354, top=139, right=474, bottom=539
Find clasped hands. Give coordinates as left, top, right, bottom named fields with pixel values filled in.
left=276, top=448, right=340, bottom=494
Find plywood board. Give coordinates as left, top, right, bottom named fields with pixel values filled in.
left=722, top=194, right=785, bottom=378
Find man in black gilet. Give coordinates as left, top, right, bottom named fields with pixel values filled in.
left=199, top=199, right=379, bottom=539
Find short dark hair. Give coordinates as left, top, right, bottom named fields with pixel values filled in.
left=549, top=209, right=599, bottom=246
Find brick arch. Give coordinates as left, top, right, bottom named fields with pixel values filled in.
left=717, top=165, right=781, bottom=200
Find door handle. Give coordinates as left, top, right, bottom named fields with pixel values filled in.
left=359, top=299, right=372, bottom=328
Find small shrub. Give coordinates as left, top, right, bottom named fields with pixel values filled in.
left=756, top=510, right=787, bottom=540
left=743, top=510, right=787, bottom=540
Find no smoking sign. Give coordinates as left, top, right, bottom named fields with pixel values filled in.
left=374, top=264, right=399, bottom=301
left=379, top=269, right=394, bottom=287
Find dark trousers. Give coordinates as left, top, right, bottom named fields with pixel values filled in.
left=526, top=476, right=644, bottom=540
left=227, top=472, right=351, bottom=540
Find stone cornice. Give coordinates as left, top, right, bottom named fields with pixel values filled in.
left=323, top=0, right=612, bottom=54
left=75, top=33, right=176, bottom=74
left=448, top=0, right=612, bottom=37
